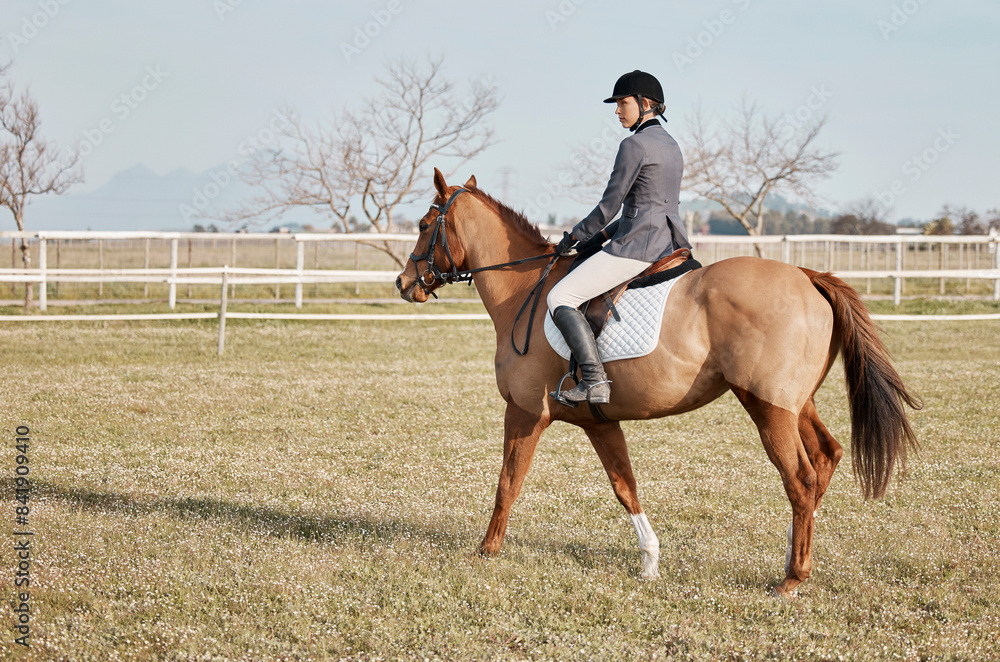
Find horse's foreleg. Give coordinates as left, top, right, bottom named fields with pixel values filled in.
left=584, top=423, right=660, bottom=580
left=734, top=388, right=818, bottom=599
left=479, top=402, right=549, bottom=557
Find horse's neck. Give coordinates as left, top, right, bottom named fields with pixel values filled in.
left=461, top=210, right=551, bottom=320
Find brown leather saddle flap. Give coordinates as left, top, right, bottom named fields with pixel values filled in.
left=583, top=248, right=692, bottom=337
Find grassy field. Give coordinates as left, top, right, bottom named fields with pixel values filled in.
left=1, top=310, right=999, bottom=660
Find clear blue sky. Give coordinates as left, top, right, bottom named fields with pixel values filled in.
left=3, top=0, right=998, bottom=224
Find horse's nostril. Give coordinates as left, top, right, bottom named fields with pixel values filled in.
left=395, top=276, right=402, bottom=292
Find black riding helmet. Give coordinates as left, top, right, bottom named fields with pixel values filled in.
left=604, top=70, right=665, bottom=132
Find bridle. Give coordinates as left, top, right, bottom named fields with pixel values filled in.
left=408, top=186, right=562, bottom=355
left=409, top=187, right=471, bottom=294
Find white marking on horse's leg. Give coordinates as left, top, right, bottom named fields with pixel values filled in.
left=630, top=513, right=660, bottom=580
left=784, top=522, right=793, bottom=575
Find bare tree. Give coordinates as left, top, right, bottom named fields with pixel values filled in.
left=934, top=204, right=985, bottom=235
left=221, top=107, right=357, bottom=233
left=562, top=140, right=616, bottom=205
left=832, top=197, right=896, bottom=235
left=0, top=65, right=82, bottom=308
left=682, top=97, right=839, bottom=255
left=219, top=56, right=500, bottom=266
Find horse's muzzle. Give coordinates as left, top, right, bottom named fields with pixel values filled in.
left=396, top=271, right=428, bottom=303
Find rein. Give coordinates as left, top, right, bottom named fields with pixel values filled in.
left=409, top=187, right=561, bottom=355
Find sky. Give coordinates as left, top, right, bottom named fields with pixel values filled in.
left=3, top=0, right=999, bottom=227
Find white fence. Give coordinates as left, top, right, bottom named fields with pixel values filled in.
left=1, top=231, right=999, bottom=311
left=1, top=264, right=997, bottom=357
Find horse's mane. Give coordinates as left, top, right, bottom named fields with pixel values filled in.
left=463, top=186, right=551, bottom=250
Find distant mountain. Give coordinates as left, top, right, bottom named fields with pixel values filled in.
left=23, top=163, right=317, bottom=232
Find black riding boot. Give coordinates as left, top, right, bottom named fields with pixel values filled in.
left=549, top=305, right=611, bottom=405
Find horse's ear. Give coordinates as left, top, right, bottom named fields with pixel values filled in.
left=464, top=174, right=477, bottom=189
left=433, top=168, right=448, bottom=197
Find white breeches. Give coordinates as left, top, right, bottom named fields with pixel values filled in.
left=547, top=250, right=651, bottom=312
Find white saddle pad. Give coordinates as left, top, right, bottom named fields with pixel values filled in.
left=544, top=271, right=690, bottom=363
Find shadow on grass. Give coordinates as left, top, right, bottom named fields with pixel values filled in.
left=0, top=476, right=469, bottom=551
left=2, top=477, right=712, bottom=578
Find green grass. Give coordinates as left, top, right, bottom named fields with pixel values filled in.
left=1, top=315, right=999, bottom=660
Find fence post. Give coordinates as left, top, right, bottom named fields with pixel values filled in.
left=295, top=240, right=304, bottom=309
left=38, top=238, right=47, bottom=312
left=56, top=239, right=61, bottom=299
left=98, top=238, right=104, bottom=299
left=939, top=241, right=947, bottom=295
left=230, top=237, right=237, bottom=298
left=864, top=242, right=871, bottom=294
left=892, top=241, right=903, bottom=306
left=274, top=238, right=280, bottom=299
left=781, top=236, right=790, bottom=264
left=993, top=237, right=999, bottom=302
left=313, top=242, right=320, bottom=297
left=169, top=238, right=179, bottom=309
left=218, top=266, right=229, bottom=356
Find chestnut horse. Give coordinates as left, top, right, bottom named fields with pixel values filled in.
left=396, top=168, right=920, bottom=597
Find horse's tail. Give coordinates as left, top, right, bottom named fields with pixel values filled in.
left=803, top=268, right=922, bottom=499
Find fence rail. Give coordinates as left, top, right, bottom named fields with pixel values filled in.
left=2, top=231, right=999, bottom=310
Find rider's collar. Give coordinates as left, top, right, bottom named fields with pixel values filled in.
left=635, top=119, right=661, bottom=133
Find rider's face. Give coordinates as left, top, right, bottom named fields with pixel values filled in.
left=615, top=96, right=642, bottom=127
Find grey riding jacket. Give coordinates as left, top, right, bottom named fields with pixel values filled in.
left=571, top=120, right=691, bottom=262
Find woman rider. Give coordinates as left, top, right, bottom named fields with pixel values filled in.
left=547, top=70, right=691, bottom=406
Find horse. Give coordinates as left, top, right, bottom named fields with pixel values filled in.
left=395, top=168, right=921, bottom=598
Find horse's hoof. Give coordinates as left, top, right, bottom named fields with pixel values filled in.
left=639, top=569, right=660, bottom=581
left=475, top=544, right=500, bottom=559
left=770, top=585, right=798, bottom=600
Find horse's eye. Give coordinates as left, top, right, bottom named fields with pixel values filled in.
left=419, top=222, right=428, bottom=232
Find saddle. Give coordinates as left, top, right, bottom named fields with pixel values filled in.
left=575, top=247, right=702, bottom=337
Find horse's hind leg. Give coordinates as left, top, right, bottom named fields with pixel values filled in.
left=733, top=388, right=818, bottom=598
left=798, top=397, right=843, bottom=513
left=479, top=401, right=550, bottom=557
left=583, top=422, right=660, bottom=579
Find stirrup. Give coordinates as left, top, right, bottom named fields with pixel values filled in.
left=549, top=374, right=612, bottom=407
left=549, top=371, right=580, bottom=408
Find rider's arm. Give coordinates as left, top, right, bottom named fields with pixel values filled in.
left=570, top=138, right=645, bottom=245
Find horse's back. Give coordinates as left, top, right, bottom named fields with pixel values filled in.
left=656, top=257, right=834, bottom=413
